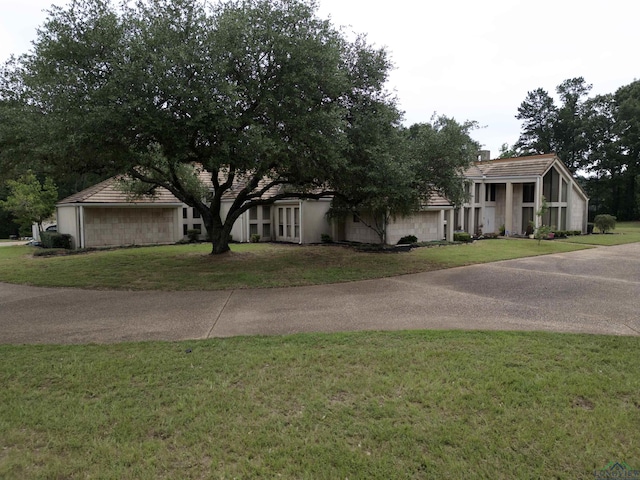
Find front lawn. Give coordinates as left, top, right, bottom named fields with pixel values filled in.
left=1, top=331, right=638, bottom=479
left=558, top=221, right=640, bottom=245
left=0, top=238, right=593, bottom=290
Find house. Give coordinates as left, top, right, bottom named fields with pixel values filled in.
left=456, top=154, right=589, bottom=236
left=54, top=153, right=589, bottom=249
left=54, top=175, right=336, bottom=248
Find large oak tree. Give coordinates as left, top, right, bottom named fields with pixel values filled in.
left=2, top=0, right=399, bottom=253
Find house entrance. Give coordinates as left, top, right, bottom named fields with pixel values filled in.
left=483, top=206, right=495, bottom=234
left=276, top=206, right=300, bottom=243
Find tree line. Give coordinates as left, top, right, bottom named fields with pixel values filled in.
left=504, top=77, right=640, bottom=221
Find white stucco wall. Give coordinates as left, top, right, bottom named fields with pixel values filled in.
left=56, top=205, right=79, bottom=248
left=570, top=185, right=587, bottom=232
left=301, top=199, right=332, bottom=243
left=386, top=211, right=443, bottom=244
left=344, top=210, right=445, bottom=244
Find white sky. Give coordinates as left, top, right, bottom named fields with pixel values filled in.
left=2, top=0, right=639, bottom=157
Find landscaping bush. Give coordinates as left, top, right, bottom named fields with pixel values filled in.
left=594, top=214, right=616, bottom=233
left=453, top=232, right=471, bottom=242
left=321, top=233, right=333, bottom=243
left=250, top=233, right=261, bottom=243
left=39, top=231, right=72, bottom=249
left=397, top=235, right=417, bottom=245
left=187, top=229, right=201, bottom=243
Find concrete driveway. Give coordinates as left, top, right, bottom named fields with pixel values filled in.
left=1, top=242, right=639, bottom=344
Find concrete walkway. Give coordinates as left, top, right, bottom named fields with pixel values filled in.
left=1, top=243, right=639, bottom=344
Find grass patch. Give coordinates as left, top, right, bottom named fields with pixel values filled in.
left=558, top=221, right=640, bottom=246
left=1, top=331, right=638, bottom=479
left=0, top=238, right=593, bottom=291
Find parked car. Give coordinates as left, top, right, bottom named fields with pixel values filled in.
left=45, top=225, right=57, bottom=232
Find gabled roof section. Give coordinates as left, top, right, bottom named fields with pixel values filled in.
left=57, top=177, right=182, bottom=205
left=465, top=154, right=558, bottom=178
left=417, top=190, right=454, bottom=210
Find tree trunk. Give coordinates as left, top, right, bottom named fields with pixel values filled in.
left=209, top=224, right=231, bottom=254
left=204, top=212, right=232, bottom=255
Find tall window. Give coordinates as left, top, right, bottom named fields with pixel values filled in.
left=192, top=208, right=200, bottom=219
left=182, top=207, right=188, bottom=219
left=523, top=183, right=535, bottom=203
left=485, top=184, right=496, bottom=202
left=543, top=168, right=560, bottom=202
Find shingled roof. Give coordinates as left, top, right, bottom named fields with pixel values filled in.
left=464, top=154, right=558, bottom=178
left=58, top=171, right=295, bottom=206
left=57, top=177, right=182, bottom=205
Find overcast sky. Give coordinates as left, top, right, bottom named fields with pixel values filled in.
left=1, top=0, right=638, bottom=157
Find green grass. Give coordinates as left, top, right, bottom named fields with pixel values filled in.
left=1, top=331, right=638, bottom=479
left=558, top=221, right=640, bottom=245
left=0, top=239, right=594, bottom=291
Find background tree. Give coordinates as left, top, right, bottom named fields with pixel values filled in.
left=514, top=87, right=557, bottom=157
left=514, top=77, right=592, bottom=171
left=2, top=0, right=400, bottom=254
left=0, top=171, right=58, bottom=235
left=513, top=77, right=640, bottom=221
left=612, top=80, right=640, bottom=220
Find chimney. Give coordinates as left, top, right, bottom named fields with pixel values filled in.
left=477, top=150, right=491, bottom=162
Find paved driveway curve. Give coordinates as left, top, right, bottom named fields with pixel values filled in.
left=1, top=243, right=639, bottom=344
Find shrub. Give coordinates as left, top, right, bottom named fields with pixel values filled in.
left=397, top=235, right=417, bottom=245
left=187, top=229, right=201, bottom=243
left=594, top=214, right=616, bottom=233
left=498, top=224, right=505, bottom=236
left=321, top=233, right=332, bottom=243
left=250, top=233, right=261, bottom=243
left=39, top=231, right=72, bottom=249
left=453, top=232, right=471, bottom=242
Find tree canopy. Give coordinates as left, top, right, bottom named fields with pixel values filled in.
left=1, top=0, right=481, bottom=249
left=2, top=0, right=408, bottom=252
left=329, top=116, right=479, bottom=244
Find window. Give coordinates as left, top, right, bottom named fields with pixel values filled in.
left=522, top=207, right=534, bottom=234
left=523, top=183, right=535, bottom=203
left=182, top=207, right=188, bottom=219
left=474, top=184, right=481, bottom=203
left=183, top=224, right=188, bottom=236
left=485, top=184, right=496, bottom=202
left=262, top=206, right=271, bottom=220
left=249, top=206, right=258, bottom=220
left=286, top=208, right=291, bottom=237
left=278, top=208, right=284, bottom=236
left=353, top=214, right=360, bottom=223
left=192, top=223, right=201, bottom=233
left=249, top=224, right=258, bottom=236
left=192, top=208, right=200, bottom=219
left=561, top=179, right=568, bottom=202
left=262, top=223, right=271, bottom=239
left=543, top=168, right=560, bottom=202
left=294, top=207, right=300, bottom=238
